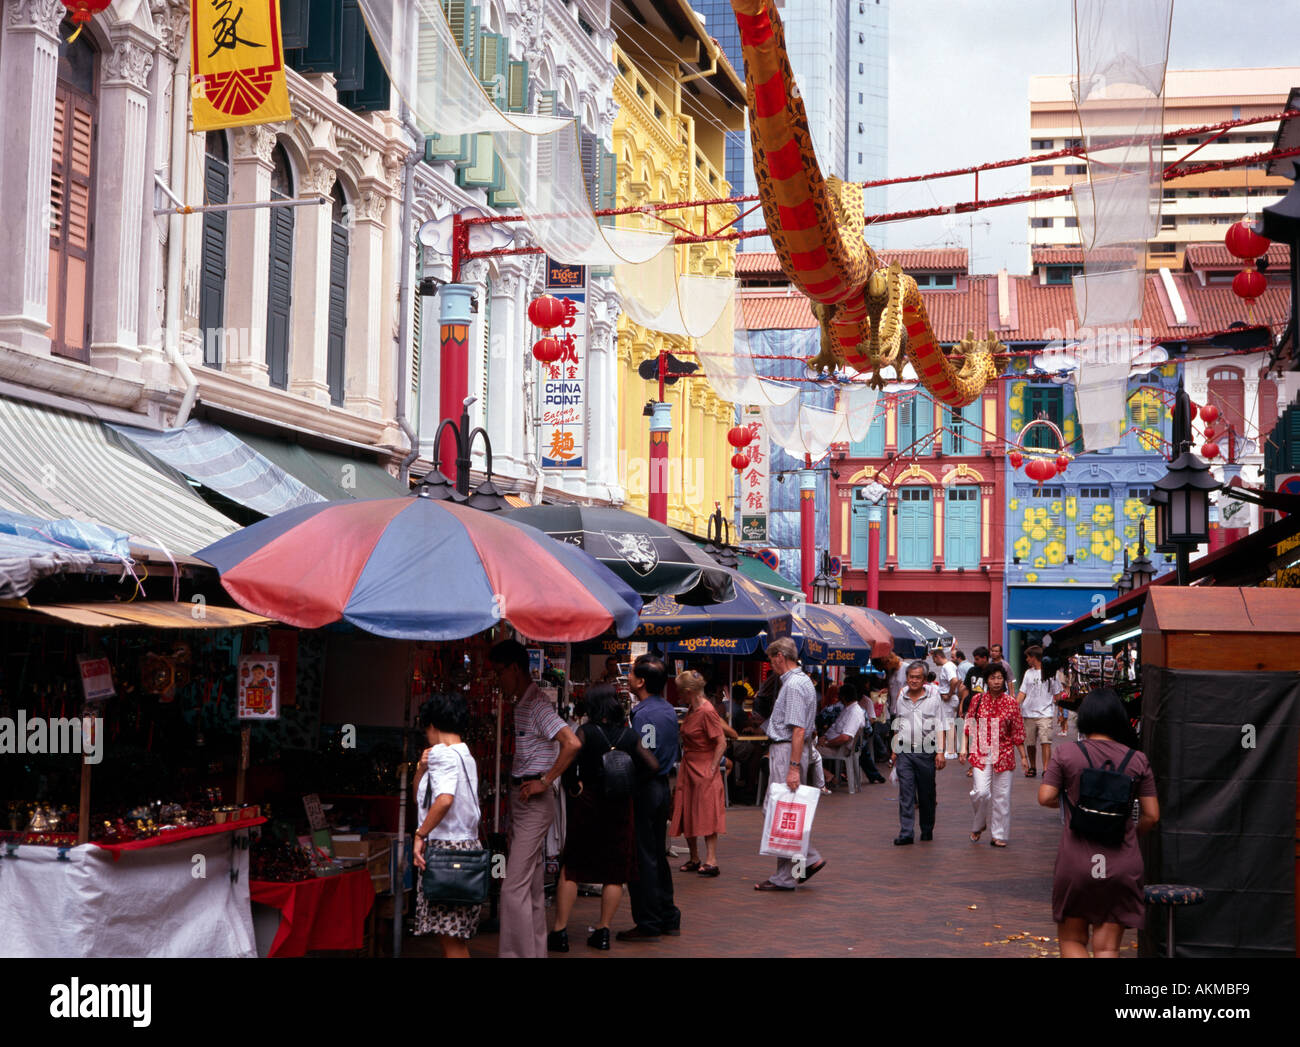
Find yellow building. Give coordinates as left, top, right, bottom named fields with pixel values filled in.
left=610, top=0, right=746, bottom=535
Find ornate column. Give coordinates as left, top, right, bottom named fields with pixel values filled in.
left=288, top=153, right=339, bottom=403
left=223, top=124, right=276, bottom=384
left=487, top=258, right=526, bottom=472
left=343, top=178, right=387, bottom=418
left=90, top=31, right=155, bottom=374
left=0, top=0, right=63, bottom=355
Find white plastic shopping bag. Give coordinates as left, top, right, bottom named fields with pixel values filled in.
left=759, top=783, right=820, bottom=860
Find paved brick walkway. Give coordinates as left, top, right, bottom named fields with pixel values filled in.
left=403, top=749, right=1140, bottom=959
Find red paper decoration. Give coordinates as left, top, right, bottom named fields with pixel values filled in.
left=1232, top=267, right=1267, bottom=301
left=1008, top=450, right=1023, bottom=470
left=1201, top=441, right=1220, bottom=459
left=1025, top=458, right=1055, bottom=484
left=527, top=295, right=566, bottom=330
left=1056, top=455, right=1070, bottom=474
left=731, top=452, right=749, bottom=471
left=531, top=337, right=561, bottom=363
left=727, top=426, right=753, bottom=449
left=1224, top=221, right=1270, bottom=261
left=1199, top=404, right=1219, bottom=425
left=60, top=0, right=112, bottom=25
left=1202, top=424, right=1217, bottom=442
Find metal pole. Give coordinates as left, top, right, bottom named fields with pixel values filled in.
left=1176, top=545, right=1190, bottom=586
left=648, top=402, right=672, bottom=523
left=800, top=458, right=817, bottom=602
left=866, top=502, right=882, bottom=609
left=152, top=195, right=327, bottom=217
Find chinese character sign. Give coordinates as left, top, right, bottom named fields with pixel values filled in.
left=540, top=261, right=587, bottom=469
left=191, top=0, right=292, bottom=131
left=237, top=654, right=280, bottom=720
left=738, top=406, right=768, bottom=541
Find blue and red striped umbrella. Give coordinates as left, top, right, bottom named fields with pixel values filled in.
left=195, top=497, right=642, bottom=642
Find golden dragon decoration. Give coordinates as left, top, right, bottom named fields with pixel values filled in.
left=730, top=0, right=1005, bottom=406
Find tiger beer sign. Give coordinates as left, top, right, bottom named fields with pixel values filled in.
left=191, top=0, right=292, bottom=131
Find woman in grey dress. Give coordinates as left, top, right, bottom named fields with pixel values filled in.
left=1038, top=688, right=1159, bottom=958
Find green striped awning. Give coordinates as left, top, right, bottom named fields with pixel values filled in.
left=0, top=396, right=239, bottom=556
left=230, top=428, right=407, bottom=501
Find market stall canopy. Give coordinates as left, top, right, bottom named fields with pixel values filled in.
left=107, top=420, right=324, bottom=517
left=195, top=497, right=642, bottom=642
left=853, top=607, right=926, bottom=657
left=894, top=615, right=953, bottom=649
left=811, top=604, right=896, bottom=659
left=226, top=426, right=406, bottom=501
left=1, top=600, right=273, bottom=629
left=502, top=505, right=734, bottom=603
left=0, top=510, right=131, bottom=598
left=792, top=604, right=889, bottom=667
left=633, top=571, right=793, bottom=641
left=734, top=551, right=803, bottom=602
left=0, top=395, right=238, bottom=555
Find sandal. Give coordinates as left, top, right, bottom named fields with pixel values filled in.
left=755, top=880, right=795, bottom=892
left=698, top=864, right=721, bottom=877
left=990, top=839, right=1008, bottom=848
left=679, top=860, right=701, bottom=873
left=969, top=831, right=982, bottom=842
left=1025, top=768, right=1036, bottom=778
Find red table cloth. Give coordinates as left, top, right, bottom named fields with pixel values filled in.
left=249, top=868, right=375, bottom=957
left=92, top=817, right=267, bottom=859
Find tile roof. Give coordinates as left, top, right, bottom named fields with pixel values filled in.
left=736, top=248, right=969, bottom=276
left=738, top=272, right=1292, bottom=344
left=1030, top=246, right=1142, bottom=265
left=1183, top=242, right=1291, bottom=271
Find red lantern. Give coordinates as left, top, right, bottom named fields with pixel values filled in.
left=1198, top=404, right=1218, bottom=425
left=1202, top=424, right=1216, bottom=443
left=1188, top=401, right=1199, bottom=422
left=1056, top=455, right=1070, bottom=474
left=59, top=0, right=112, bottom=25
left=731, top=452, right=749, bottom=471
left=1232, top=267, right=1267, bottom=301
left=1008, top=450, right=1023, bottom=470
left=1224, top=221, right=1270, bottom=261
left=727, top=426, right=753, bottom=449
left=531, top=337, right=561, bottom=363
left=527, top=295, right=566, bottom=330
left=1201, top=441, right=1220, bottom=459
left=1026, top=458, right=1054, bottom=484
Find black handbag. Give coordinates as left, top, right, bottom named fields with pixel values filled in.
left=419, top=749, right=489, bottom=905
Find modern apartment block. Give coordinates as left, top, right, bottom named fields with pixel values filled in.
left=1027, top=67, right=1300, bottom=270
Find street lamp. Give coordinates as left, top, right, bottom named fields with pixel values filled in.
left=812, top=550, right=840, bottom=604
left=1128, top=519, right=1158, bottom=591
left=417, top=396, right=511, bottom=511
left=1151, top=448, right=1217, bottom=584
left=1115, top=550, right=1133, bottom=594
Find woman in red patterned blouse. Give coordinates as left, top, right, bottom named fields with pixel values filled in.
left=958, top=665, right=1026, bottom=847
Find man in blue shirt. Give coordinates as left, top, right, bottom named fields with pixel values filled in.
left=618, top=653, right=681, bottom=941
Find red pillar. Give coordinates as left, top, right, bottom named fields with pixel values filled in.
left=438, top=284, right=474, bottom=479
left=866, top=505, right=881, bottom=609
left=800, top=465, right=816, bottom=601
left=648, top=401, right=672, bottom=524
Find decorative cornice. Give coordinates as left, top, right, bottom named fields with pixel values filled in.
left=302, top=159, right=338, bottom=197
left=149, top=1, right=188, bottom=58
left=103, top=39, right=155, bottom=91
left=7, top=0, right=64, bottom=38
left=352, top=186, right=390, bottom=223
left=230, top=125, right=278, bottom=165
left=541, top=0, right=615, bottom=82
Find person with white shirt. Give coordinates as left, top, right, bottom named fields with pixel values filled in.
left=413, top=692, right=483, bottom=958
left=1016, top=645, right=1061, bottom=777
left=889, top=662, right=949, bottom=844
left=931, top=647, right=960, bottom=759
left=816, top=679, right=868, bottom=778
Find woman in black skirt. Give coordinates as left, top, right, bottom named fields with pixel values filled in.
left=547, top=685, right=657, bottom=951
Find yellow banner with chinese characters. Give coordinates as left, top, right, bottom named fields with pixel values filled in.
left=190, top=0, right=291, bottom=131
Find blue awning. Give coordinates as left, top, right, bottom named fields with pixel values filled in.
left=108, top=420, right=324, bottom=518
left=0, top=510, right=130, bottom=598
left=1007, top=586, right=1119, bottom=627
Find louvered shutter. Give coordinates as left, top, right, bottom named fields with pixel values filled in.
left=580, top=129, right=599, bottom=204
left=488, top=61, right=530, bottom=208
left=48, top=85, right=95, bottom=362
left=1259, top=374, right=1279, bottom=440
left=199, top=137, right=229, bottom=368
left=281, top=0, right=311, bottom=48
left=326, top=198, right=349, bottom=405
left=265, top=169, right=295, bottom=390
left=944, top=486, right=979, bottom=568
left=289, top=0, right=343, bottom=73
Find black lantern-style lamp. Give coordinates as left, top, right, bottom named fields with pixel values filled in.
left=1128, top=519, right=1158, bottom=591
left=1153, top=450, right=1215, bottom=545
left=812, top=551, right=840, bottom=605
left=1145, top=488, right=1175, bottom=553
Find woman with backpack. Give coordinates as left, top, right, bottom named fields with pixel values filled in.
left=548, top=684, right=656, bottom=952
left=669, top=670, right=728, bottom=877
left=1038, top=688, right=1159, bottom=958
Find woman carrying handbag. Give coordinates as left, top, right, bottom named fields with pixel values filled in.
left=413, top=693, right=486, bottom=958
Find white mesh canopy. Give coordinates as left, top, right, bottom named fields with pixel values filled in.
left=359, top=0, right=671, bottom=267
left=696, top=301, right=799, bottom=407
left=759, top=385, right=879, bottom=462
left=614, top=250, right=736, bottom=339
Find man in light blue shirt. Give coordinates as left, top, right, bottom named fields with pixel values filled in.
left=756, top=637, right=826, bottom=892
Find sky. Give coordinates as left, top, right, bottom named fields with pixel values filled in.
left=883, top=0, right=1300, bottom=274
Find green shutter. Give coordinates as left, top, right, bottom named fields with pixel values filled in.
left=898, top=488, right=933, bottom=569
left=943, top=486, right=979, bottom=568
left=457, top=132, right=498, bottom=188
left=506, top=59, right=530, bottom=111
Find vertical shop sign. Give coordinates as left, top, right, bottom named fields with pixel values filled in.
left=540, top=260, right=587, bottom=469
left=739, top=405, right=769, bottom=543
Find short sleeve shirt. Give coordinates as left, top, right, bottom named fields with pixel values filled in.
left=512, top=682, right=567, bottom=777
left=424, top=743, right=480, bottom=842
left=1019, top=667, right=1060, bottom=719
left=827, top=701, right=866, bottom=741
left=765, top=668, right=818, bottom=741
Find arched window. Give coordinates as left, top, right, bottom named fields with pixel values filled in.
left=48, top=23, right=98, bottom=361
left=199, top=131, right=229, bottom=368
left=265, top=143, right=295, bottom=389
left=327, top=184, right=349, bottom=405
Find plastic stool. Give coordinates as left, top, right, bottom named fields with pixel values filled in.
left=1144, top=884, right=1205, bottom=958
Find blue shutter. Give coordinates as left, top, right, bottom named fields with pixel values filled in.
left=944, top=486, right=979, bottom=568
left=851, top=410, right=885, bottom=456
left=898, top=488, right=933, bottom=568
left=944, top=400, right=982, bottom=454
left=199, top=135, right=228, bottom=369
left=898, top=398, right=913, bottom=450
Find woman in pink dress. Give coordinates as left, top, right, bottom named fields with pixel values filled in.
left=669, top=671, right=727, bottom=876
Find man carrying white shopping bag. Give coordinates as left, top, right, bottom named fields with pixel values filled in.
left=755, top=637, right=827, bottom=892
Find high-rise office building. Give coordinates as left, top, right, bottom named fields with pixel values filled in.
left=1027, top=67, right=1300, bottom=270
left=693, top=0, right=889, bottom=249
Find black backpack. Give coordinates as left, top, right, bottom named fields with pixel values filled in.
left=1065, top=741, right=1137, bottom=846
left=590, top=725, right=636, bottom=801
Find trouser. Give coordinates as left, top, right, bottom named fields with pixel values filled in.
left=767, top=742, right=822, bottom=888
left=628, top=777, right=678, bottom=933
left=498, top=785, right=557, bottom=958
left=896, top=752, right=936, bottom=838
left=859, top=724, right=886, bottom=780
left=807, top=745, right=825, bottom=787
left=970, top=765, right=1013, bottom=841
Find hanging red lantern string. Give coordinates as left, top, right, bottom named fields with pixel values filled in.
left=1232, top=266, right=1266, bottom=301
left=727, top=426, right=753, bottom=449
left=1201, top=442, right=1220, bottom=459
left=59, top=0, right=111, bottom=41
left=1223, top=220, right=1271, bottom=261
left=527, top=295, right=566, bottom=331
left=1198, top=404, right=1219, bottom=425
left=531, top=337, right=561, bottom=363
left=730, top=452, right=749, bottom=471
left=1008, top=450, right=1023, bottom=470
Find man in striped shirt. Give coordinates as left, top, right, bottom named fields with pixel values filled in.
left=490, top=639, right=580, bottom=958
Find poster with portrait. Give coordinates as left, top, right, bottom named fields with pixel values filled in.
left=237, top=654, right=280, bottom=720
